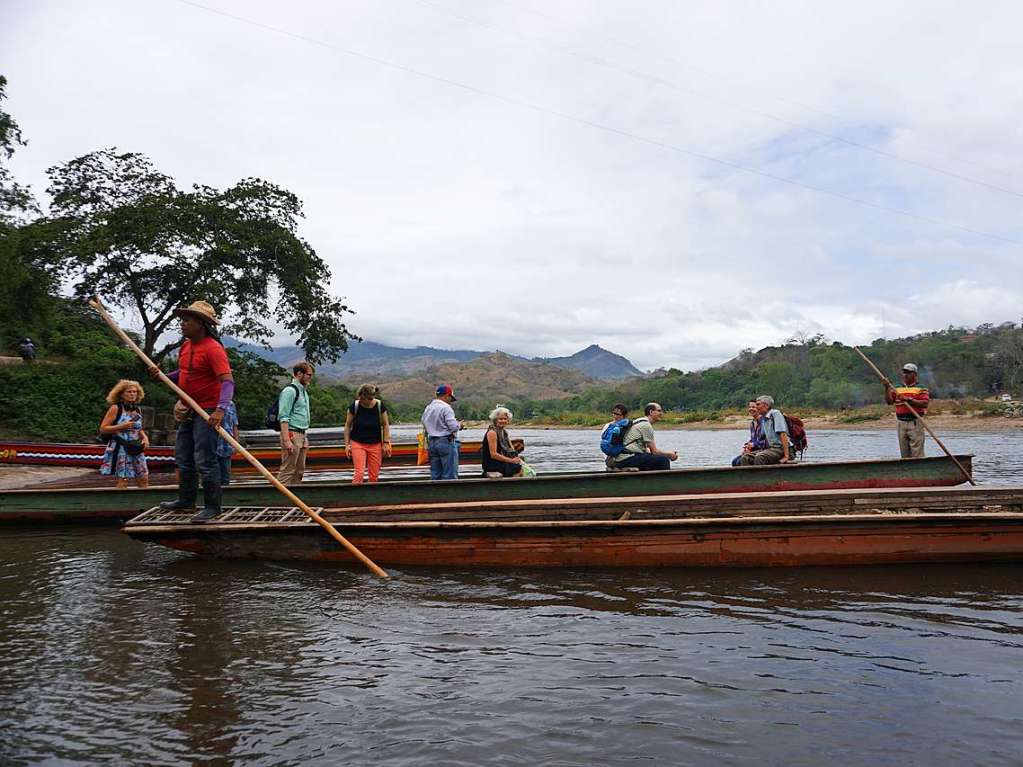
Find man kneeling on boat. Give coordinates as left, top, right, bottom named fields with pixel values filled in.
left=609, top=403, right=678, bottom=471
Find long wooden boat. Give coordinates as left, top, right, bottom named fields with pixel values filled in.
left=123, top=485, right=1023, bottom=568
left=0, top=454, right=973, bottom=525
left=0, top=438, right=520, bottom=472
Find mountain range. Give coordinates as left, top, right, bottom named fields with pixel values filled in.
left=226, top=338, right=643, bottom=381
left=376, top=351, right=598, bottom=407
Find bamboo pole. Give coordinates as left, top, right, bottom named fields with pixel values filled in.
left=88, top=296, right=389, bottom=578
left=853, top=346, right=976, bottom=485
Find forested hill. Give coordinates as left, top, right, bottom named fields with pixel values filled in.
left=514, top=324, right=1023, bottom=419
left=533, top=344, right=643, bottom=379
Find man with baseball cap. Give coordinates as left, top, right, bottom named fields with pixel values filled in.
left=421, top=384, right=463, bottom=480
left=149, top=300, right=235, bottom=522
left=884, top=362, right=929, bottom=458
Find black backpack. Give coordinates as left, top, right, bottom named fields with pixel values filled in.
left=265, top=383, right=299, bottom=431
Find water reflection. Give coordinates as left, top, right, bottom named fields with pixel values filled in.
left=3, top=427, right=1023, bottom=765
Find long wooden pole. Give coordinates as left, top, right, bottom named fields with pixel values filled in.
left=853, top=346, right=976, bottom=485
left=88, top=297, right=389, bottom=578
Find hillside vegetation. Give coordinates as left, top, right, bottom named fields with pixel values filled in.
left=381, top=352, right=596, bottom=419
left=510, top=326, right=1023, bottom=421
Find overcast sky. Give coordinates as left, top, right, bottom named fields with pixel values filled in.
left=4, top=0, right=1023, bottom=370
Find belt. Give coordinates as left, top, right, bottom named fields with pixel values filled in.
left=428, top=434, right=455, bottom=441
left=289, top=427, right=306, bottom=433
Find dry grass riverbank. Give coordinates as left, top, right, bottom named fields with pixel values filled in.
left=514, top=399, right=1023, bottom=432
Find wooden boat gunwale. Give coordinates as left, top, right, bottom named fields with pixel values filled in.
left=0, top=454, right=977, bottom=525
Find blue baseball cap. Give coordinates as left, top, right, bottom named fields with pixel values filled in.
left=436, top=384, right=457, bottom=401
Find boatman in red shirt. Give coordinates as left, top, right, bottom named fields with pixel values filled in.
left=884, top=362, right=929, bottom=458
left=149, top=300, right=235, bottom=522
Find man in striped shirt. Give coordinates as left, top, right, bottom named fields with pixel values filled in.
left=884, top=362, right=929, bottom=458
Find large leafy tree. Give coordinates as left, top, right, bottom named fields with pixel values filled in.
left=41, top=148, right=357, bottom=362
left=0, top=74, right=38, bottom=222
left=0, top=74, right=55, bottom=349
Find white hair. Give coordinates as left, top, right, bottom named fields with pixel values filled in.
left=489, top=405, right=513, bottom=423
left=756, top=395, right=775, bottom=407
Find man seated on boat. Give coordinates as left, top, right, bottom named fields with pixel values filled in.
left=737, top=395, right=790, bottom=465
left=731, top=400, right=767, bottom=466
left=609, top=402, right=678, bottom=471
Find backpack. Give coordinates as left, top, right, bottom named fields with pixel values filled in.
left=265, top=383, right=299, bottom=431
left=784, top=414, right=808, bottom=455
left=600, top=418, right=634, bottom=457
left=353, top=399, right=384, bottom=428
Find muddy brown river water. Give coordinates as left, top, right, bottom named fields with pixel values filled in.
left=2, top=428, right=1022, bottom=765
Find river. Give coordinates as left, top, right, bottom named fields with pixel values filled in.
left=2, top=428, right=1022, bottom=765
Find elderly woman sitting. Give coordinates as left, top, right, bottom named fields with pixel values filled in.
left=481, top=405, right=524, bottom=478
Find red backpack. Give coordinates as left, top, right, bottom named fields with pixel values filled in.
left=784, top=414, right=808, bottom=455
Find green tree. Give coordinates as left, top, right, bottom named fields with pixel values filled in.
left=40, top=148, right=358, bottom=363
left=0, top=74, right=37, bottom=222
left=0, top=74, right=54, bottom=352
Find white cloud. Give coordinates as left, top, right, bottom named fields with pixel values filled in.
left=4, top=0, right=1022, bottom=371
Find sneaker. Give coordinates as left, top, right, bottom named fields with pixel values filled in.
left=190, top=507, right=221, bottom=523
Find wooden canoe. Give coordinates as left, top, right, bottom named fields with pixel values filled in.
left=122, top=485, right=1023, bottom=568
left=0, top=438, right=521, bottom=472
left=0, top=454, right=973, bottom=525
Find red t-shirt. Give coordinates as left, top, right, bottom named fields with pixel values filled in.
left=178, top=336, right=231, bottom=409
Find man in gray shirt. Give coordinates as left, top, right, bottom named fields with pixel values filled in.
left=738, top=395, right=790, bottom=465
left=612, top=402, right=678, bottom=471
left=421, top=384, right=463, bottom=480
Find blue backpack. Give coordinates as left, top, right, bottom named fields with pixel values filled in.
left=265, top=383, right=299, bottom=431
left=600, top=418, right=633, bottom=457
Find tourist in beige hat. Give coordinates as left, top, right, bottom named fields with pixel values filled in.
left=147, top=299, right=235, bottom=522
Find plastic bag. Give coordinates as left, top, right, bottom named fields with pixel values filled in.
left=519, top=461, right=537, bottom=478
left=416, top=430, right=429, bottom=465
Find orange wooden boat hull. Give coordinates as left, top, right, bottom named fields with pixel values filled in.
left=124, top=486, right=1023, bottom=569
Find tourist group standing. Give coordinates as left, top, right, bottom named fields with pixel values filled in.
left=99, top=296, right=934, bottom=522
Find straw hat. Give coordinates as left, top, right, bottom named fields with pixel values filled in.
left=174, top=300, right=219, bottom=325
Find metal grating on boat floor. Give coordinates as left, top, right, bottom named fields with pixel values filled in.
left=128, top=506, right=318, bottom=526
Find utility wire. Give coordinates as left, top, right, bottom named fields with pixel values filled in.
left=425, top=0, right=1023, bottom=200
left=173, top=0, right=1021, bottom=246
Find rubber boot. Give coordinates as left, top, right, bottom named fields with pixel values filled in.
left=159, top=471, right=198, bottom=511
left=190, top=478, right=223, bottom=523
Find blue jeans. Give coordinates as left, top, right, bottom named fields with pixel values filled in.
left=218, top=454, right=232, bottom=485
left=176, top=414, right=220, bottom=485
left=428, top=436, right=459, bottom=480
left=617, top=453, right=670, bottom=471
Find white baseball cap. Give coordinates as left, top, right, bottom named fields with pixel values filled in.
left=902, top=363, right=918, bottom=373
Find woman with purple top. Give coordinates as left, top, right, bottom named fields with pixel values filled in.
left=731, top=400, right=767, bottom=467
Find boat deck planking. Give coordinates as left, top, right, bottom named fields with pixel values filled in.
left=122, top=485, right=1023, bottom=569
